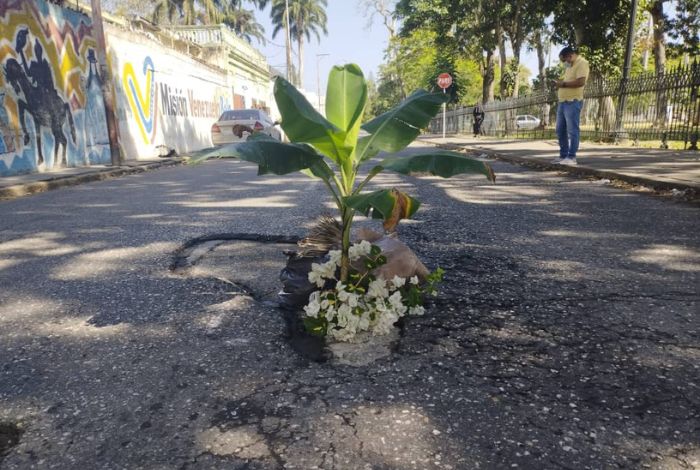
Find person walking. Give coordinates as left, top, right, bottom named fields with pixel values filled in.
left=472, top=102, right=485, bottom=137
left=553, top=46, right=589, bottom=165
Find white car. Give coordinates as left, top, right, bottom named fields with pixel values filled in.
left=211, top=109, right=282, bottom=145
left=515, top=114, right=541, bottom=130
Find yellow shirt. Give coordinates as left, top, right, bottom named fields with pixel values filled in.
left=558, top=56, right=589, bottom=102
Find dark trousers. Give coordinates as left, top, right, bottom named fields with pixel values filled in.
left=473, top=118, right=484, bottom=136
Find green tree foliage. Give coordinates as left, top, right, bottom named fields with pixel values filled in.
left=270, top=0, right=328, bottom=86
left=548, top=0, right=632, bottom=77
left=454, top=56, right=483, bottom=105
left=149, top=0, right=268, bottom=43
left=372, top=27, right=482, bottom=115
left=669, top=0, right=700, bottom=55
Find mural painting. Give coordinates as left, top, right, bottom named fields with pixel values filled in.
left=108, top=29, right=233, bottom=159
left=0, top=0, right=110, bottom=176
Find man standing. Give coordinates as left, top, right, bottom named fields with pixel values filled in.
left=472, top=102, right=485, bottom=137
left=553, top=46, right=589, bottom=165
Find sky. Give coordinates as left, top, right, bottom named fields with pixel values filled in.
left=254, top=1, right=390, bottom=94
left=252, top=1, right=551, bottom=95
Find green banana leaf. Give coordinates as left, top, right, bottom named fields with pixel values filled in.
left=359, top=90, right=448, bottom=160
left=187, top=140, right=326, bottom=176
left=378, top=151, right=496, bottom=182
left=302, top=158, right=336, bottom=182
left=345, top=188, right=421, bottom=230
left=325, top=64, right=367, bottom=159
left=274, top=76, right=350, bottom=163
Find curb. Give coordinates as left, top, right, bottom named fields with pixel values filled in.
left=431, top=141, right=700, bottom=197
left=0, top=158, right=184, bottom=201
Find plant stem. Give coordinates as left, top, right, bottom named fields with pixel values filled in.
left=340, top=207, right=354, bottom=283
left=352, top=165, right=382, bottom=195
left=322, top=178, right=343, bottom=211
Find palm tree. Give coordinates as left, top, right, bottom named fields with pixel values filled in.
left=152, top=0, right=222, bottom=25
left=270, top=0, right=328, bottom=87
left=222, top=6, right=266, bottom=43
left=152, top=0, right=268, bottom=44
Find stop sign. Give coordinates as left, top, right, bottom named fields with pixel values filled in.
left=437, top=73, right=452, bottom=89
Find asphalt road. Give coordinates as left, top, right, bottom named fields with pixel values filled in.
left=1, top=144, right=698, bottom=469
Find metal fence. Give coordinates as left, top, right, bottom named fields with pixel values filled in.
left=430, top=59, right=700, bottom=150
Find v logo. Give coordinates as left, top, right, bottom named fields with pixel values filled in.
left=123, top=56, right=158, bottom=145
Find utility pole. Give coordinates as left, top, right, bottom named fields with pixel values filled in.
left=90, top=0, right=122, bottom=165
left=316, top=53, right=329, bottom=111
left=614, top=0, right=638, bottom=142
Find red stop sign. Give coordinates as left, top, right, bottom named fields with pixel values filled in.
left=437, top=73, right=452, bottom=89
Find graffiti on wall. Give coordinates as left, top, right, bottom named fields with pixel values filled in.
left=122, top=55, right=157, bottom=145
left=109, top=32, right=234, bottom=158
left=0, top=0, right=110, bottom=176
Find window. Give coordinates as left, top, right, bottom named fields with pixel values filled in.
left=220, top=110, right=260, bottom=121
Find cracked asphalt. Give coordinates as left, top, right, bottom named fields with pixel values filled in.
left=0, top=143, right=698, bottom=469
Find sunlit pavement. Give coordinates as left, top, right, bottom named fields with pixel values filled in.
left=421, top=135, right=700, bottom=194
left=1, top=144, right=698, bottom=469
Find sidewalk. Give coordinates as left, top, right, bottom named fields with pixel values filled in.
left=0, top=157, right=183, bottom=200
left=421, top=135, right=700, bottom=194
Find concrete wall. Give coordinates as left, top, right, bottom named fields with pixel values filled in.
left=0, top=1, right=277, bottom=176
left=173, top=25, right=274, bottom=117
left=107, top=26, right=233, bottom=159
left=0, top=0, right=111, bottom=176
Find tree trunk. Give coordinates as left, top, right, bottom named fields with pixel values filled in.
left=535, top=30, right=546, bottom=91
left=535, top=28, right=549, bottom=126
left=650, top=1, right=666, bottom=74
left=482, top=49, right=495, bottom=104
left=643, top=13, right=653, bottom=71
left=298, top=35, right=304, bottom=88
left=284, top=10, right=293, bottom=84
left=497, top=27, right=507, bottom=99
left=599, top=95, right=616, bottom=136
left=511, top=39, right=522, bottom=98
left=650, top=0, right=668, bottom=128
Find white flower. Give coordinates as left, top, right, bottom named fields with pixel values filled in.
left=337, top=303, right=352, bottom=318
left=348, top=240, right=373, bottom=260
left=304, top=298, right=321, bottom=316
left=373, top=311, right=399, bottom=335
left=374, top=299, right=388, bottom=313
left=328, top=327, right=355, bottom=342
left=308, top=269, right=325, bottom=288
left=347, top=293, right=359, bottom=308
left=367, top=279, right=389, bottom=299
left=328, top=249, right=342, bottom=266
left=408, top=305, right=425, bottom=316
left=358, top=312, right=370, bottom=330
left=392, top=275, right=406, bottom=289
left=388, top=291, right=404, bottom=309
left=410, top=276, right=419, bottom=285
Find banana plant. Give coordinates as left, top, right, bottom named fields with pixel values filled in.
left=190, top=64, right=495, bottom=283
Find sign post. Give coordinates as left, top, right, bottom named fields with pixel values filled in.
left=437, top=73, right=452, bottom=139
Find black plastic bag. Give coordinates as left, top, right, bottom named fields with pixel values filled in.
left=278, top=250, right=327, bottom=310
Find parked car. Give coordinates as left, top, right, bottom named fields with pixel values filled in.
left=515, top=114, right=541, bottom=130
left=211, top=109, right=281, bottom=145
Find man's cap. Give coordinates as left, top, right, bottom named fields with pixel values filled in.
left=559, top=46, right=576, bottom=57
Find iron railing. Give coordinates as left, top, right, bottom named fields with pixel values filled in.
left=430, top=59, right=700, bottom=150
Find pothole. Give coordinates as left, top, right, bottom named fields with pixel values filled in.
left=0, top=422, right=23, bottom=462
left=172, top=234, right=327, bottom=362
left=173, top=234, right=408, bottom=365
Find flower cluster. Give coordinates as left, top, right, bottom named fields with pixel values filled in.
left=302, top=241, right=442, bottom=342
